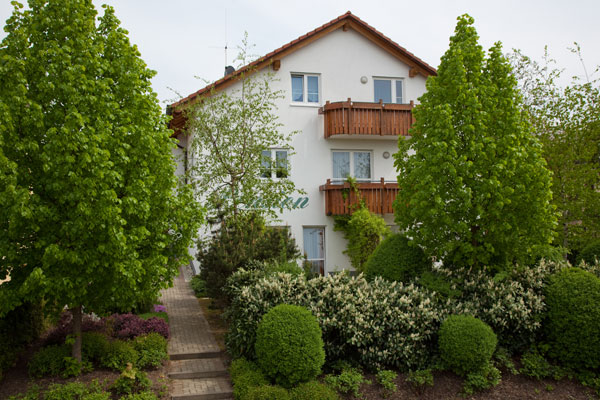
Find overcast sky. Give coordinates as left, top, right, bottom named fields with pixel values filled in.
left=1, top=0, right=599, bottom=108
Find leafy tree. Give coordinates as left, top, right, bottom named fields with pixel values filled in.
left=394, top=15, right=556, bottom=269
left=183, top=35, right=302, bottom=218
left=511, top=47, right=600, bottom=256
left=0, top=0, right=202, bottom=361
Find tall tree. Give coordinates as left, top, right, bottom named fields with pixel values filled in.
left=511, top=47, right=600, bottom=256
left=0, top=0, right=202, bottom=362
left=184, top=35, right=302, bottom=219
left=394, top=15, right=556, bottom=269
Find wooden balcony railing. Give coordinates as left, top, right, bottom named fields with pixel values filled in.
left=319, top=178, right=399, bottom=215
left=319, top=99, right=415, bottom=138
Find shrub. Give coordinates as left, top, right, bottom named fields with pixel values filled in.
left=519, top=347, right=554, bottom=380
left=246, top=385, right=291, bottom=400
left=101, top=340, right=138, bottom=371
left=577, top=241, right=600, bottom=266
left=28, top=344, right=70, bottom=377
left=289, top=380, right=339, bottom=400
left=405, top=369, right=434, bottom=392
left=110, top=365, right=152, bottom=396
left=190, top=275, right=207, bottom=297
left=376, top=369, right=398, bottom=395
left=544, top=267, right=600, bottom=369
left=198, top=212, right=300, bottom=300
left=463, top=363, right=501, bottom=395
left=120, top=393, right=158, bottom=400
left=107, top=313, right=169, bottom=340
left=324, top=367, right=370, bottom=398
left=230, top=358, right=269, bottom=400
left=438, top=315, right=497, bottom=376
left=45, top=311, right=105, bottom=345
left=255, top=304, right=325, bottom=388
left=82, top=332, right=110, bottom=364
left=43, top=381, right=105, bottom=400
left=133, top=333, right=168, bottom=369
left=334, top=206, right=390, bottom=272
left=364, top=234, right=431, bottom=283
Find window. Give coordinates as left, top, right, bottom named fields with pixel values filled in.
left=373, top=78, right=403, bottom=104
left=303, top=227, right=324, bottom=276
left=261, top=149, right=289, bottom=178
left=332, top=151, right=371, bottom=181
left=291, top=74, right=319, bottom=103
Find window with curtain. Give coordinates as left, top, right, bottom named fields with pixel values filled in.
left=333, top=151, right=371, bottom=181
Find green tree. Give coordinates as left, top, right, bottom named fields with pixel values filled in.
left=0, top=0, right=202, bottom=362
left=511, top=47, right=600, bottom=256
left=394, top=15, right=555, bottom=269
left=183, top=35, right=302, bottom=218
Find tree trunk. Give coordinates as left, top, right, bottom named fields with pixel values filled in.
left=71, top=305, right=83, bottom=362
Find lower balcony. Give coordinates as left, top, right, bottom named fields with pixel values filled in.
left=319, top=178, right=399, bottom=215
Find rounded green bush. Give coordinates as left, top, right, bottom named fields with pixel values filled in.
left=438, top=315, right=497, bottom=375
left=577, top=241, right=600, bottom=266
left=246, top=385, right=291, bottom=400
left=101, top=340, right=138, bottom=371
left=133, top=332, right=168, bottom=369
left=544, top=267, right=600, bottom=369
left=255, top=304, right=325, bottom=388
left=230, top=358, right=269, bottom=400
left=364, top=234, right=431, bottom=282
left=290, top=380, right=340, bottom=400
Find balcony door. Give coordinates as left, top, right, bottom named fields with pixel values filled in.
left=303, top=227, right=325, bottom=276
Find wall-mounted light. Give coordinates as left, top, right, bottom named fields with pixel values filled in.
left=383, top=151, right=390, bottom=159
left=360, top=76, right=368, bottom=84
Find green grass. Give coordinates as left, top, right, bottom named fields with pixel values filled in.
left=137, top=312, right=168, bottom=323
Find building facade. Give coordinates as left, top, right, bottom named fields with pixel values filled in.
left=170, top=12, right=436, bottom=275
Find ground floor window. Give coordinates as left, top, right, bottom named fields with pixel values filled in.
left=303, top=226, right=325, bottom=276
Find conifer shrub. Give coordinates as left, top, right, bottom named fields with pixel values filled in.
left=544, top=267, right=600, bottom=369
left=289, top=380, right=340, bottom=400
left=438, top=315, right=497, bottom=376
left=246, top=385, right=291, bottom=400
left=364, top=234, right=431, bottom=283
left=255, top=304, right=325, bottom=388
left=230, top=358, right=269, bottom=400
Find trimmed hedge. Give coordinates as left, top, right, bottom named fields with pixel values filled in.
left=289, top=380, right=339, bottom=400
left=364, top=234, right=431, bottom=283
left=230, top=358, right=269, bottom=400
left=246, top=385, right=291, bottom=400
left=544, top=267, right=600, bottom=369
left=255, top=304, right=325, bottom=388
left=438, top=315, right=497, bottom=376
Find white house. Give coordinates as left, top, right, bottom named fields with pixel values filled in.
left=169, top=11, right=436, bottom=276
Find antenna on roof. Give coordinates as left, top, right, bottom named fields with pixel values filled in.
left=209, top=7, right=232, bottom=76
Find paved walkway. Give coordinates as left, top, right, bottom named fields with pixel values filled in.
left=161, top=266, right=233, bottom=400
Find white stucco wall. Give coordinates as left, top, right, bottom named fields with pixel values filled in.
left=176, top=26, right=430, bottom=275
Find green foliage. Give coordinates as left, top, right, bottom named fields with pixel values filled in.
left=376, top=369, right=398, bottom=396
left=190, top=275, right=207, bottom=297
left=28, top=344, right=70, bottom=377
left=43, top=381, right=104, bottom=400
left=577, top=241, right=600, bottom=266
left=405, top=369, right=434, bottom=391
left=463, top=362, right=501, bottom=395
left=544, top=267, right=600, bottom=369
left=119, top=393, right=158, bottom=400
left=61, top=356, right=92, bottom=378
left=246, top=385, right=291, bottom=400
left=0, top=0, right=203, bottom=361
left=230, top=358, right=269, bottom=400
left=101, top=340, right=138, bottom=371
left=394, top=15, right=555, bottom=270
left=493, top=347, right=517, bottom=375
left=289, top=380, right=340, bottom=400
left=186, top=33, right=301, bottom=218
left=199, top=212, right=300, bottom=299
left=325, top=367, right=370, bottom=398
left=334, top=207, right=390, bottom=272
left=364, top=234, right=431, bottom=283
left=136, top=312, right=168, bottom=323
left=519, top=347, right=555, bottom=380
left=511, top=47, right=600, bottom=253
left=438, top=315, right=497, bottom=376
left=110, top=365, right=152, bottom=396
left=255, top=304, right=325, bottom=388
left=132, top=332, right=168, bottom=369
left=81, top=332, right=110, bottom=364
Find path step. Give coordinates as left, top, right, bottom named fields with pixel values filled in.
left=169, top=358, right=229, bottom=379
left=171, top=377, right=233, bottom=400
left=170, top=351, right=224, bottom=361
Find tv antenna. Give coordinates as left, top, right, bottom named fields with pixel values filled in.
left=209, top=8, right=229, bottom=72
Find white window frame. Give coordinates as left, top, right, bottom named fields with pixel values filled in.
left=260, top=149, right=289, bottom=179
left=373, top=77, right=404, bottom=104
left=332, top=150, right=373, bottom=181
left=291, top=73, right=320, bottom=104
left=303, top=226, right=325, bottom=276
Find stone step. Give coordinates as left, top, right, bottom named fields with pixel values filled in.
left=169, top=358, right=229, bottom=379
left=170, top=350, right=224, bottom=361
left=171, top=377, right=233, bottom=400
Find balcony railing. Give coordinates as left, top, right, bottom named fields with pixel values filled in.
left=319, top=99, right=415, bottom=138
left=319, top=178, right=399, bottom=215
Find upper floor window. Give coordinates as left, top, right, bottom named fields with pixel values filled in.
left=332, top=150, right=371, bottom=181
left=373, top=78, right=403, bottom=104
left=261, top=149, right=289, bottom=179
left=291, top=74, right=319, bottom=103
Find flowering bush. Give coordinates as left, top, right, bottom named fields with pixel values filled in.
left=108, top=314, right=169, bottom=340
left=45, top=311, right=105, bottom=345
left=152, top=305, right=166, bottom=313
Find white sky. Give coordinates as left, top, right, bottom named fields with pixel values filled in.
left=1, top=0, right=599, bottom=108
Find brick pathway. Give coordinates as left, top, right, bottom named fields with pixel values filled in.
left=161, top=266, right=233, bottom=400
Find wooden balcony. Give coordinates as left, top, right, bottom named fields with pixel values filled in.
left=319, top=178, right=399, bottom=215
left=319, top=99, right=415, bottom=138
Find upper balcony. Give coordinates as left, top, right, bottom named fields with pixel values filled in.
left=319, top=178, right=399, bottom=215
left=319, top=99, right=415, bottom=139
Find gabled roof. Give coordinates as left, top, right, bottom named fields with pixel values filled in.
left=169, top=11, right=436, bottom=135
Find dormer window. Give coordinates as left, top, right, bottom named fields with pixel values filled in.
left=291, top=74, right=319, bottom=103
left=374, top=78, right=403, bottom=104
